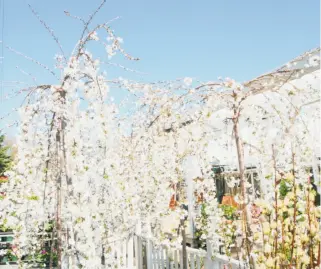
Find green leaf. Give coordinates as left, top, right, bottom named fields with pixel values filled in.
left=26, top=195, right=39, bottom=201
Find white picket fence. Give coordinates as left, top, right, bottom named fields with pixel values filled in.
left=144, top=238, right=244, bottom=269
left=107, top=235, right=244, bottom=269
left=0, top=233, right=245, bottom=268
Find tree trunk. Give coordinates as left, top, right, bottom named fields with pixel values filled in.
left=232, top=107, right=254, bottom=268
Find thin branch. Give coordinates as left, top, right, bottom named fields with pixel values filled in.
left=79, top=0, right=107, bottom=45
left=6, top=45, right=58, bottom=79
left=64, top=10, right=86, bottom=25
left=28, top=4, right=67, bottom=63
left=20, top=84, right=52, bottom=106
left=102, top=61, right=147, bottom=75
left=195, top=82, right=222, bottom=90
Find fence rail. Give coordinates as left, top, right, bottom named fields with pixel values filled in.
left=145, top=239, right=244, bottom=269
left=0, top=232, right=245, bottom=268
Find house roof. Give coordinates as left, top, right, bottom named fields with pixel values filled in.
left=206, top=49, right=320, bottom=167
left=243, top=47, right=320, bottom=94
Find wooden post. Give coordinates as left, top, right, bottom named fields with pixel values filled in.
left=146, top=239, right=153, bottom=269
left=175, top=249, right=179, bottom=269
left=142, top=240, right=148, bottom=269
left=128, top=237, right=134, bottom=268
left=137, top=221, right=143, bottom=269
left=205, top=238, right=212, bottom=269
left=181, top=219, right=188, bottom=269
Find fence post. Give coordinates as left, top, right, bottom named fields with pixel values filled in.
left=146, top=239, right=153, bottom=269
left=135, top=236, right=144, bottom=269
left=134, top=220, right=143, bottom=269
left=180, top=219, right=188, bottom=269
left=145, top=220, right=153, bottom=269
left=205, top=239, right=212, bottom=269
left=138, top=236, right=143, bottom=269
left=128, top=237, right=134, bottom=268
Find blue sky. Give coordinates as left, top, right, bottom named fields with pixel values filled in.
left=0, top=0, right=319, bottom=136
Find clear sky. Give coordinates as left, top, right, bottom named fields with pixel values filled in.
left=0, top=0, right=319, bottom=136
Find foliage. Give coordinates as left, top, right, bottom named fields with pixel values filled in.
left=279, top=179, right=290, bottom=199
left=0, top=134, right=12, bottom=176
left=219, top=205, right=238, bottom=220
left=194, top=204, right=208, bottom=248
left=0, top=249, right=17, bottom=264
left=215, top=204, right=239, bottom=257
left=254, top=172, right=320, bottom=269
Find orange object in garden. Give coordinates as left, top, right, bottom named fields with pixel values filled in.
left=197, top=192, right=204, bottom=203
left=169, top=194, right=177, bottom=209
left=221, top=195, right=238, bottom=208
left=0, top=176, right=8, bottom=183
